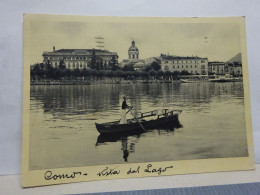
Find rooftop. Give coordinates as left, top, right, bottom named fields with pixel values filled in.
left=161, top=54, right=207, bottom=60
left=43, top=48, right=118, bottom=56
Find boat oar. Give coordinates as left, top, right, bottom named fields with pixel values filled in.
left=128, top=109, right=146, bottom=132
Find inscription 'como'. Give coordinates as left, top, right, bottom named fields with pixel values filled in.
left=44, top=170, right=82, bottom=180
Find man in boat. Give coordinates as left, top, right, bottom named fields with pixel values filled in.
left=120, top=96, right=131, bottom=124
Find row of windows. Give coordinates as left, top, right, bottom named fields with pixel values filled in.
left=164, top=60, right=206, bottom=64
left=211, top=67, right=225, bottom=70
left=48, top=56, right=88, bottom=60
left=45, top=56, right=116, bottom=61
left=54, top=64, right=87, bottom=68
left=164, top=65, right=206, bottom=70
left=164, top=66, right=198, bottom=74
left=52, top=61, right=87, bottom=66
left=172, top=65, right=197, bottom=69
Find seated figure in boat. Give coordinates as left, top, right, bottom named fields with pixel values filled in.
left=120, top=96, right=131, bottom=124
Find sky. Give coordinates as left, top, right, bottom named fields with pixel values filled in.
left=28, top=17, right=242, bottom=64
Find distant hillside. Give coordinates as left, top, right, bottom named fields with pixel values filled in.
left=226, top=53, right=241, bottom=63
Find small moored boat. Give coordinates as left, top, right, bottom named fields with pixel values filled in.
left=180, top=79, right=209, bottom=83
left=95, top=109, right=182, bottom=134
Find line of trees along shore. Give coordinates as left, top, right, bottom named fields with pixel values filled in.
left=31, top=61, right=192, bottom=81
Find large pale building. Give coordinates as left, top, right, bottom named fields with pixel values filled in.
left=42, top=46, right=118, bottom=69
left=160, top=54, right=208, bottom=75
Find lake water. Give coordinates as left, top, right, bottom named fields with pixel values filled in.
left=30, top=82, right=248, bottom=170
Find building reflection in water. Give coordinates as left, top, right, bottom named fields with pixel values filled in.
left=30, top=82, right=244, bottom=121
left=96, top=119, right=183, bottom=162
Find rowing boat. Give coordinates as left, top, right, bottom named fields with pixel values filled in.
left=95, top=109, right=182, bottom=134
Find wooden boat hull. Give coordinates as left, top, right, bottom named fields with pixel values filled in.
left=180, top=79, right=208, bottom=83
left=95, top=113, right=180, bottom=134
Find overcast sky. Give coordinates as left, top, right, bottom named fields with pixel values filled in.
left=29, top=17, right=241, bottom=64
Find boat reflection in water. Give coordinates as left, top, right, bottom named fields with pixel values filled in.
left=96, top=119, right=183, bottom=162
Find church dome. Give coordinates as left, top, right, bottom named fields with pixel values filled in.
left=128, top=40, right=139, bottom=52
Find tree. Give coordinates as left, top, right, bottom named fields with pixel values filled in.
left=144, top=65, right=152, bottom=72
left=115, top=70, right=124, bottom=77
left=157, top=70, right=164, bottom=77
left=140, top=71, right=148, bottom=78
left=52, top=68, right=62, bottom=80
left=65, top=69, right=72, bottom=79
left=148, top=70, right=157, bottom=77
left=164, top=71, right=171, bottom=77
left=150, top=61, right=161, bottom=71
left=104, top=70, right=115, bottom=77
left=72, top=68, right=81, bottom=79
left=122, top=64, right=134, bottom=71
left=31, top=63, right=44, bottom=79
left=89, top=69, right=97, bottom=77
left=172, top=71, right=180, bottom=76
left=180, top=70, right=190, bottom=75
left=90, top=49, right=97, bottom=70
left=81, top=68, right=89, bottom=77
left=98, top=59, right=104, bottom=70
left=45, top=63, right=54, bottom=79
left=59, top=59, right=66, bottom=69
left=109, top=56, right=119, bottom=71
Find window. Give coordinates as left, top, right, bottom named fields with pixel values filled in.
left=182, top=65, right=183, bottom=68
left=172, top=61, right=174, bottom=63
left=191, top=70, right=193, bottom=74
left=195, top=65, right=197, bottom=68
left=173, top=65, right=175, bottom=68
left=186, top=65, right=188, bottom=68
left=201, top=60, right=205, bottom=63
left=164, top=65, right=169, bottom=71
left=165, top=60, right=168, bottom=63
left=190, top=65, right=192, bottom=68
left=177, top=65, right=179, bottom=68
left=201, top=65, right=205, bottom=69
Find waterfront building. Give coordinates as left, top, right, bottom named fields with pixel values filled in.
left=208, top=62, right=225, bottom=75
left=121, top=40, right=146, bottom=70
left=225, top=62, right=242, bottom=76
left=145, top=57, right=161, bottom=65
left=225, top=53, right=242, bottom=76
left=42, top=46, right=118, bottom=70
left=160, top=54, right=208, bottom=75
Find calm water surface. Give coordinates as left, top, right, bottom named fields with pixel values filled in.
left=30, top=82, right=248, bottom=170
